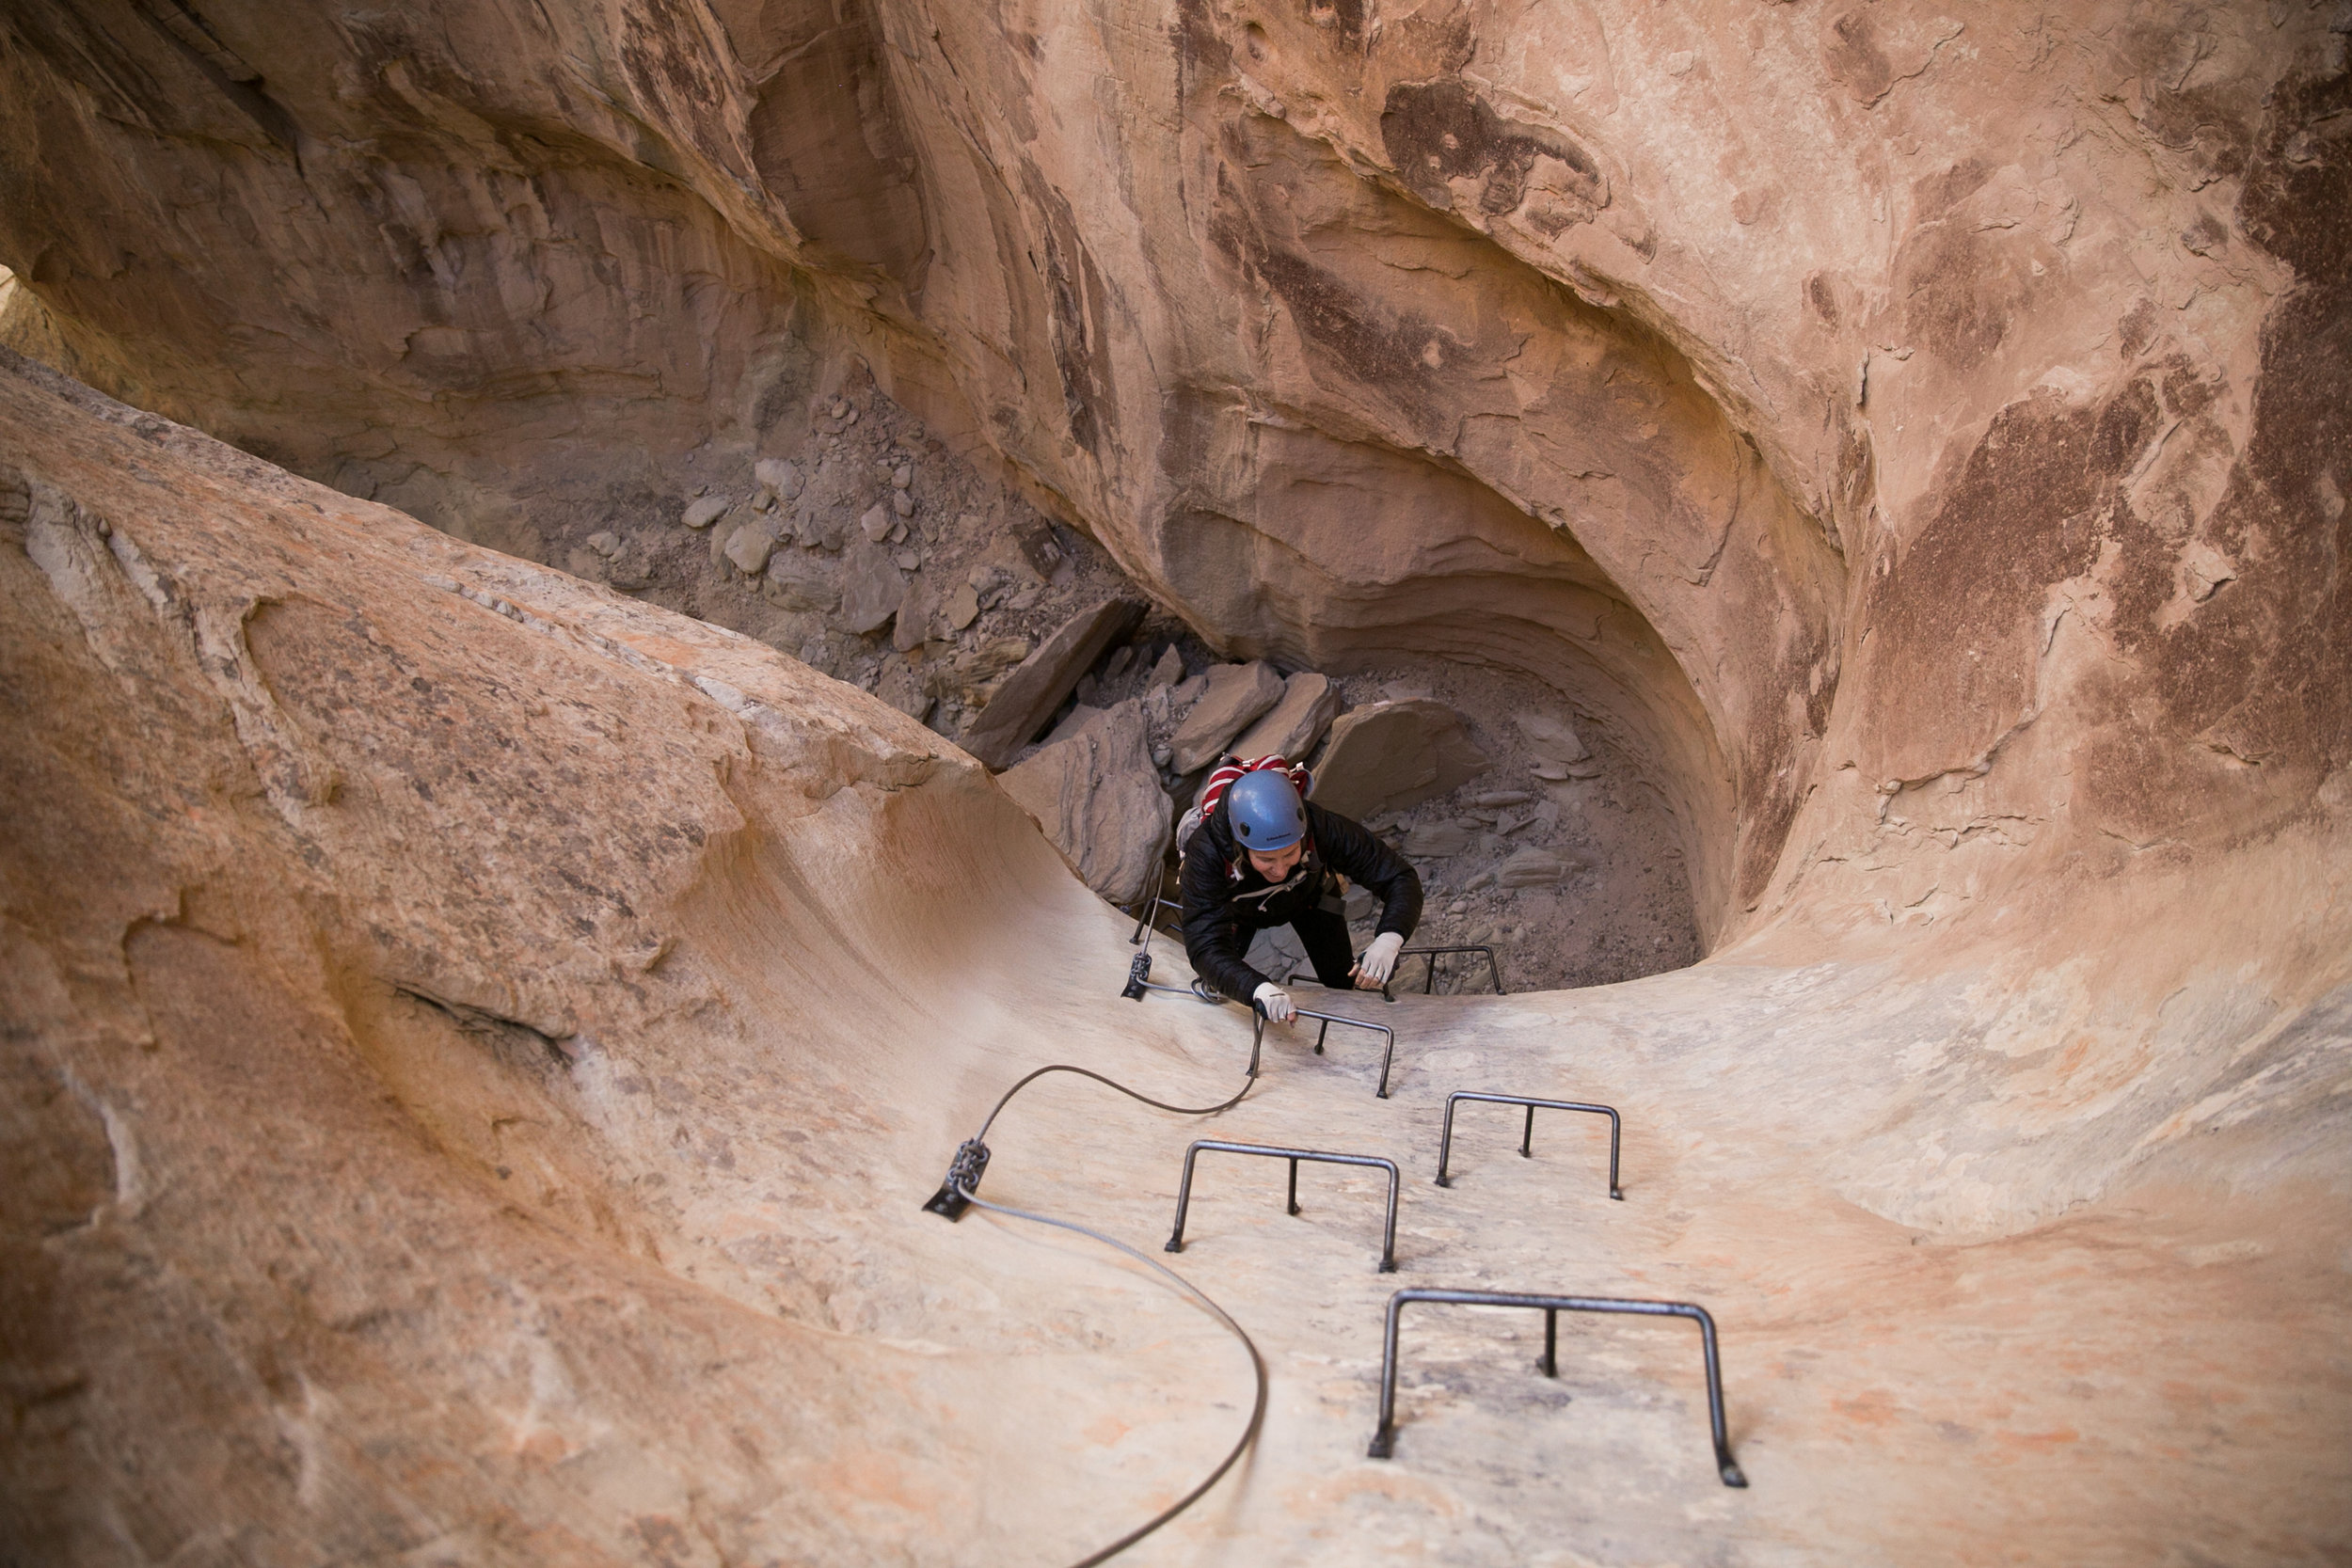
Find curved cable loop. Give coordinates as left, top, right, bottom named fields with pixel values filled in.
left=975, top=1061, right=1255, bottom=1142
left=955, top=1182, right=1269, bottom=1567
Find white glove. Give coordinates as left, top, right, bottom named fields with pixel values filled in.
left=1252, top=982, right=1295, bottom=1022
left=1353, top=930, right=1406, bottom=990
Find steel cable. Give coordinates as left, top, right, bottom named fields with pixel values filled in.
left=953, top=1182, right=1268, bottom=1566
left=974, top=1059, right=1255, bottom=1141
left=946, top=1056, right=1265, bottom=1564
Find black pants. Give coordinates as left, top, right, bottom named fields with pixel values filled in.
left=1287, top=907, right=1359, bottom=990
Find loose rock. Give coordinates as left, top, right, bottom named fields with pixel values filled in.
left=860, top=503, right=894, bottom=543
left=683, top=494, right=732, bottom=530
left=875, top=658, right=932, bottom=721
left=1406, top=821, right=1473, bottom=857
left=801, top=504, right=849, bottom=552
left=755, top=457, right=803, bottom=500
left=1232, top=671, right=1340, bottom=763
left=836, top=539, right=905, bottom=635
left=945, top=580, right=982, bottom=631
left=1168, top=660, right=1286, bottom=773
left=765, top=551, right=839, bottom=612
left=723, top=523, right=775, bottom=576
left=1517, top=712, right=1601, bottom=777
left=893, top=575, right=938, bottom=652
left=1497, top=847, right=1590, bottom=887
left=1144, top=645, right=1184, bottom=692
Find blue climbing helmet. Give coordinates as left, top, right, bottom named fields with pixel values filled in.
left=1226, top=767, right=1308, bottom=852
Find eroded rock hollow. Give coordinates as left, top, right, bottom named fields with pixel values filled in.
left=3, top=1, right=2347, bottom=1561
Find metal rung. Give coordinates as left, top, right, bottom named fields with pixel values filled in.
left=1251, top=1004, right=1399, bottom=1098
left=1434, top=1092, right=1622, bottom=1200
left=1121, top=953, right=1401, bottom=1097
left=1165, top=1139, right=1400, bottom=1272
left=1394, top=944, right=1504, bottom=995
left=1367, top=1288, right=1746, bottom=1486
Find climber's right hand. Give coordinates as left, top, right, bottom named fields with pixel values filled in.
left=1252, top=982, right=1295, bottom=1024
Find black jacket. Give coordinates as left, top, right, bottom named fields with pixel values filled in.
left=1181, top=799, right=1422, bottom=1003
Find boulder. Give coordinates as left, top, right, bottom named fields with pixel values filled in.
left=996, top=699, right=1170, bottom=907
left=1043, top=703, right=1109, bottom=746
left=836, top=538, right=905, bottom=635
left=1310, top=699, right=1490, bottom=819
left=961, top=596, right=1148, bottom=769
left=1232, top=671, right=1340, bottom=764
left=1168, top=660, right=1286, bottom=773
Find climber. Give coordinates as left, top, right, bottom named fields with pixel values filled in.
left=1180, top=762, right=1423, bottom=1024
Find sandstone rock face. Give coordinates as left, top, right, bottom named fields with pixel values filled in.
left=1311, top=699, right=1493, bottom=821
left=997, top=698, right=1169, bottom=908
left=1168, top=659, right=1287, bottom=773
